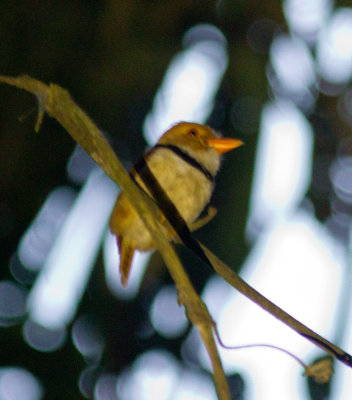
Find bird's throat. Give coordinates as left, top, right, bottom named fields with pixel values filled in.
left=154, top=144, right=214, bottom=183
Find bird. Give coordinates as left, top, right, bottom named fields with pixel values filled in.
left=109, top=122, right=243, bottom=286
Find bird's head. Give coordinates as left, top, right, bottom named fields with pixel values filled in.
left=157, top=122, right=243, bottom=175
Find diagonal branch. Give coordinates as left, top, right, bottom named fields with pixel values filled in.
left=0, top=75, right=231, bottom=400
left=200, top=243, right=352, bottom=368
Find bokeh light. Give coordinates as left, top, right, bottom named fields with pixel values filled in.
left=0, top=367, right=43, bottom=400
left=23, top=319, right=66, bottom=352
left=72, top=314, right=104, bottom=361
left=18, top=187, right=76, bottom=272
left=247, top=99, right=313, bottom=236
left=317, top=8, right=352, bottom=86
left=330, top=159, right=352, bottom=203
left=150, top=285, right=188, bottom=338
left=27, top=169, right=117, bottom=330
left=116, top=350, right=179, bottom=400
left=116, top=349, right=216, bottom=400
left=283, top=0, right=332, bottom=42
left=79, top=366, right=101, bottom=399
left=94, top=374, right=118, bottom=400
left=66, top=145, right=97, bottom=185
left=143, top=23, right=228, bottom=145
left=268, top=34, right=316, bottom=109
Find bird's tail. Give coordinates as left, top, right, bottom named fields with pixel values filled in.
left=117, top=236, right=135, bottom=287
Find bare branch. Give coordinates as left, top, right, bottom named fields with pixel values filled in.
left=0, top=75, right=231, bottom=400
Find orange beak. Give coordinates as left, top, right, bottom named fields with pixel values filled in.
left=207, top=137, right=244, bottom=155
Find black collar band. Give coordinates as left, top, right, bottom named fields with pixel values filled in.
left=130, top=155, right=212, bottom=267
left=154, top=144, right=214, bottom=183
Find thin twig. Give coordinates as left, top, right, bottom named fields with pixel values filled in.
left=213, top=323, right=308, bottom=370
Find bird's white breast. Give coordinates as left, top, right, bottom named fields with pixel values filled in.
left=145, top=148, right=213, bottom=223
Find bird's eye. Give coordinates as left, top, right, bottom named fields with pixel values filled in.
left=188, top=128, right=198, bottom=137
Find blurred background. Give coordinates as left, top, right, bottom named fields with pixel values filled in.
left=1, top=1, right=352, bottom=399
